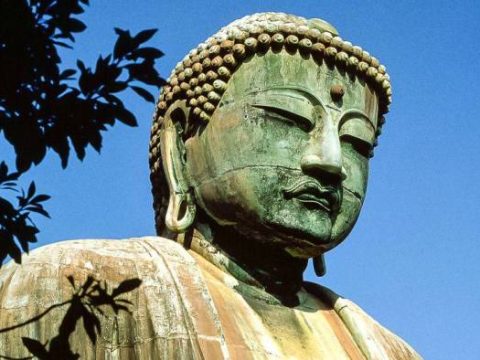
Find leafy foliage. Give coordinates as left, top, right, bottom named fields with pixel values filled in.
left=0, top=162, right=50, bottom=265
left=0, top=0, right=164, bottom=171
left=0, top=0, right=164, bottom=265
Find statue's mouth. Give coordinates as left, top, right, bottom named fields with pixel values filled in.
left=283, top=179, right=341, bottom=214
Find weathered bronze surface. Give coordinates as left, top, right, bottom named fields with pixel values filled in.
left=0, top=13, right=420, bottom=359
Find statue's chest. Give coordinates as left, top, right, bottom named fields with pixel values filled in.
left=197, top=262, right=364, bottom=360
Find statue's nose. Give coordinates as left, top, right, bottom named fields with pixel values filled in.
left=300, top=123, right=347, bottom=182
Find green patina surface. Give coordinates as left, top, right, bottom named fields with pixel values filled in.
left=185, top=50, right=376, bottom=257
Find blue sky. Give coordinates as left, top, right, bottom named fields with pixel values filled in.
left=2, top=1, right=479, bottom=358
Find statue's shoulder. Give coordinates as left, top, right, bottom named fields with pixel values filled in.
left=1, top=235, right=192, bottom=269
left=304, top=282, right=423, bottom=360
left=0, top=237, right=225, bottom=358
left=0, top=236, right=200, bottom=311
left=0, top=236, right=197, bottom=289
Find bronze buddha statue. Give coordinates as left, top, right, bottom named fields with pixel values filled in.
left=0, top=13, right=421, bottom=359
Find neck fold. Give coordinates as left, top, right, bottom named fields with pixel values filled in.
left=178, top=225, right=307, bottom=307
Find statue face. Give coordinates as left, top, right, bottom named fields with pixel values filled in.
left=185, top=51, right=379, bottom=257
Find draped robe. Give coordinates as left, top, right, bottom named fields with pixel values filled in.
left=0, top=237, right=421, bottom=359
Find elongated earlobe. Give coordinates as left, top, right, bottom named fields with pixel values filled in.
left=313, top=254, right=326, bottom=276
left=161, top=101, right=196, bottom=233
left=165, top=191, right=196, bottom=233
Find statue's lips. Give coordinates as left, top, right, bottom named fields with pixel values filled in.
left=282, top=179, right=340, bottom=213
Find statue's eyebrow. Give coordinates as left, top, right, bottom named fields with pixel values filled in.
left=247, top=86, right=323, bottom=106
left=339, top=109, right=375, bottom=130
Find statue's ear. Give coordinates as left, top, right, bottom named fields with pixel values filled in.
left=160, top=100, right=196, bottom=233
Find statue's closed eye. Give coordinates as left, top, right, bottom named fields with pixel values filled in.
left=340, top=134, right=372, bottom=158
left=251, top=103, right=314, bottom=132
left=338, top=113, right=375, bottom=157
left=339, top=121, right=374, bottom=157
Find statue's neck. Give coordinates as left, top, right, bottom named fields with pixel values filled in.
left=179, top=224, right=307, bottom=307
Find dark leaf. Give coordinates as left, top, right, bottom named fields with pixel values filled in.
left=78, top=69, right=94, bottom=95
left=2, top=182, right=17, bottom=187
left=115, top=298, right=133, bottom=305
left=77, top=59, right=86, bottom=72
left=71, top=135, right=87, bottom=161
left=108, top=81, right=128, bottom=93
left=66, top=18, right=87, bottom=33
left=1, top=186, right=18, bottom=191
left=114, top=106, right=137, bottom=127
left=113, top=28, right=133, bottom=59
left=133, top=29, right=157, bottom=45
left=112, top=304, right=129, bottom=314
left=17, top=225, right=39, bottom=252
left=16, top=152, right=33, bottom=173
left=48, top=132, right=70, bottom=168
left=5, top=172, right=20, bottom=181
left=94, top=55, right=109, bottom=77
left=131, top=86, right=155, bottom=103
left=67, top=275, right=76, bottom=288
left=21, top=337, right=49, bottom=358
left=28, top=206, right=50, bottom=218
left=7, top=239, right=22, bottom=264
left=129, top=47, right=164, bottom=60
left=87, top=130, right=102, bottom=152
left=111, top=278, right=142, bottom=297
left=32, top=141, right=47, bottom=166
left=18, top=195, right=27, bottom=208
left=0, top=162, right=8, bottom=180
left=82, top=276, right=95, bottom=293
left=0, top=246, right=9, bottom=267
left=60, top=69, right=77, bottom=79
left=103, top=94, right=122, bottom=106
left=31, top=194, right=51, bottom=203
left=27, top=182, right=36, bottom=199
left=82, top=309, right=100, bottom=344
left=114, top=27, right=129, bottom=37
left=53, top=40, right=74, bottom=49
left=71, top=3, right=86, bottom=15
left=0, top=197, right=16, bottom=215
left=127, top=63, right=165, bottom=87
left=23, top=225, right=39, bottom=238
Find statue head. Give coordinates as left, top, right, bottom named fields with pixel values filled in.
left=149, top=13, right=391, bottom=259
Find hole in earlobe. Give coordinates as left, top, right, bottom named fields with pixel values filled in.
left=178, top=198, right=188, bottom=220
